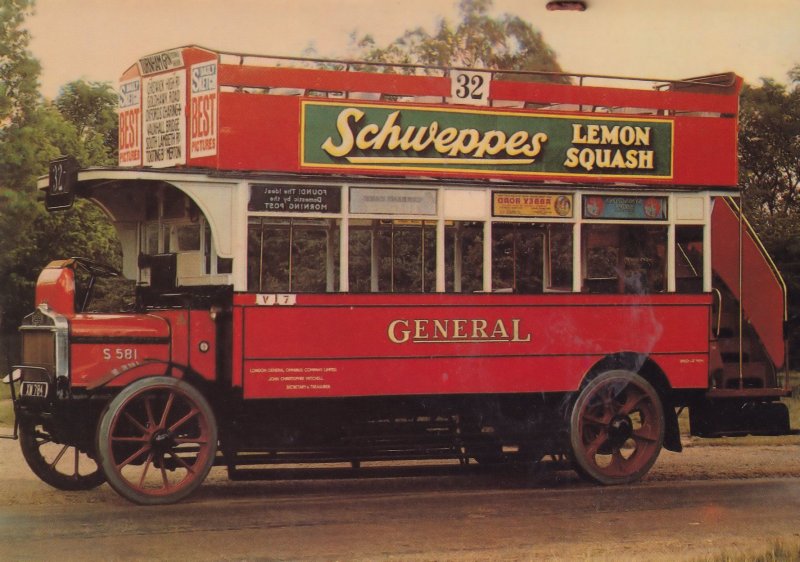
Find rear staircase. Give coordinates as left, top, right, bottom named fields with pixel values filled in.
left=690, top=197, right=790, bottom=436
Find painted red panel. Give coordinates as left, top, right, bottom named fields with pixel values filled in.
left=490, top=80, right=739, bottom=114
left=214, top=94, right=737, bottom=187
left=35, top=266, right=75, bottom=315
left=219, top=65, right=449, bottom=97
left=711, top=197, right=786, bottom=367
left=236, top=293, right=711, bottom=399
left=216, top=93, right=300, bottom=171
left=188, top=310, right=217, bottom=381
left=70, top=343, right=170, bottom=387
left=70, top=314, right=169, bottom=339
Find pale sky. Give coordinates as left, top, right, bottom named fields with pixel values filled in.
left=26, top=0, right=800, bottom=100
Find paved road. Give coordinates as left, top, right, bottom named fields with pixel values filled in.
left=1, top=437, right=800, bottom=561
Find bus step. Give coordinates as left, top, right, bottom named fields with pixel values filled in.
left=689, top=400, right=790, bottom=437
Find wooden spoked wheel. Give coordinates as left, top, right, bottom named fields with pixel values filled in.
left=18, top=416, right=105, bottom=491
left=96, top=377, right=218, bottom=505
left=569, top=370, right=664, bottom=485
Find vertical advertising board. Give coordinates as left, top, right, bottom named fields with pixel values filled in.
left=142, top=70, right=186, bottom=167
left=118, top=78, right=142, bottom=166
left=189, top=60, right=218, bottom=159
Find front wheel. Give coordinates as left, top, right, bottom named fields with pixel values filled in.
left=96, top=377, right=218, bottom=505
left=18, top=416, right=105, bottom=491
left=569, top=370, right=664, bottom=485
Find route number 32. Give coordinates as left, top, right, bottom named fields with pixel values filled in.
left=450, top=70, right=491, bottom=106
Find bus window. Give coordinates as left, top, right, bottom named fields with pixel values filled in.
left=248, top=218, right=339, bottom=292
left=175, top=224, right=201, bottom=251
left=445, top=221, right=483, bottom=293
left=583, top=225, right=667, bottom=294
left=349, top=220, right=435, bottom=293
left=676, top=225, right=704, bottom=293
left=545, top=223, right=573, bottom=292
left=492, top=223, right=544, bottom=293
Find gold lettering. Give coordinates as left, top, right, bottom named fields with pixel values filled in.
left=369, top=111, right=402, bottom=150
left=600, top=126, right=619, bottom=145
left=452, top=319, right=468, bottom=339
left=490, top=319, right=510, bottom=340
left=563, top=147, right=580, bottom=168
left=471, top=319, right=488, bottom=339
left=355, top=123, right=380, bottom=149
left=473, top=130, right=507, bottom=157
left=434, top=127, right=459, bottom=154
left=572, top=124, right=587, bottom=144
left=414, top=319, right=429, bottom=340
left=522, top=132, right=548, bottom=158
left=320, top=107, right=362, bottom=157
left=388, top=319, right=410, bottom=344
left=448, top=129, right=481, bottom=157
left=511, top=319, right=532, bottom=342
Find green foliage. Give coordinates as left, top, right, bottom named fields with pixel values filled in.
left=0, top=0, right=40, bottom=124
left=0, top=1, right=121, bottom=329
left=56, top=80, right=119, bottom=157
left=739, top=76, right=800, bottom=360
left=353, top=0, right=567, bottom=81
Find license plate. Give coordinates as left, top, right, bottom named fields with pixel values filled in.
left=20, top=381, right=48, bottom=398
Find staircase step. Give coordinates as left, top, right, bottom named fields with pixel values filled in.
left=717, top=362, right=768, bottom=389
left=717, top=337, right=753, bottom=357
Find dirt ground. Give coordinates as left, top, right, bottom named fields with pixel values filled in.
left=2, top=402, right=800, bottom=561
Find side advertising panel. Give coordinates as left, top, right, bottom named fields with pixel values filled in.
left=118, top=78, right=142, bottom=166
left=142, top=69, right=186, bottom=167
left=189, top=60, right=218, bottom=159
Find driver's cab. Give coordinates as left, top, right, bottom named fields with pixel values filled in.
left=34, top=258, right=121, bottom=315
left=137, top=185, right=232, bottom=293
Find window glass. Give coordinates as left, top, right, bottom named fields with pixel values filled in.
left=176, top=224, right=201, bottom=252
left=492, top=223, right=544, bottom=293
left=583, top=224, right=667, bottom=294
left=675, top=225, right=704, bottom=293
left=348, top=220, right=435, bottom=293
left=445, top=222, right=483, bottom=293
left=248, top=218, right=339, bottom=292
left=143, top=223, right=160, bottom=254
left=545, top=223, right=573, bottom=291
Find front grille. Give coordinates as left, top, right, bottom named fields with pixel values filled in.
left=21, top=330, right=56, bottom=373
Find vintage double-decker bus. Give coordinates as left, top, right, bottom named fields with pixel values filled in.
left=3, top=46, right=792, bottom=504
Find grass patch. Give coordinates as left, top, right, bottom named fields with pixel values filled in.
left=0, top=381, right=14, bottom=428
left=701, top=540, right=800, bottom=561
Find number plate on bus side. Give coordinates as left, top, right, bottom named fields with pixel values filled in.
left=20, top=381, right=48, bottom=398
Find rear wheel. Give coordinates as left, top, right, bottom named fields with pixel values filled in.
left=96, top=377, right=218, bottom=505
left=569, top=370, right=664, bottom=485
left=18, top=416, right=105, bottom=491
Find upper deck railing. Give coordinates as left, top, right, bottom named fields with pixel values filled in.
left=208, top=47, right=740, bottom=116
left=117, top=45, right=742, bottom=186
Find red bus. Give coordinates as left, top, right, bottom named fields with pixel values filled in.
left=3, top=46, right=791, bottom=504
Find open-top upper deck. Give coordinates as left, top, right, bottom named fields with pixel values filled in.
left=118, top=46, right=741, bottom=189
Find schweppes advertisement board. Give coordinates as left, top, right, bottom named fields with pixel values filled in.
left=301, top=101, right=674, bottom=179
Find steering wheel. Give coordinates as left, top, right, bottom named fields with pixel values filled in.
left=68, top=257, right=120, bottom=312
left=69, top=257, right=121, bottom=278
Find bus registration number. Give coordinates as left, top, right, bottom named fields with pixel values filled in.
left=103, top=348, right=139, bottom=361
left=20, top=381, right=48, bottom=398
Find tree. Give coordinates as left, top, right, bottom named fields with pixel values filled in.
left=56, top=80, right=119, bottom=157
left=0, top=0, right=40, bottom=127
left=0, top=0, right=122, bottom=329
left=739, top=74, right=800, bottom=357
left=354, top=0, right=566, bottom=80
